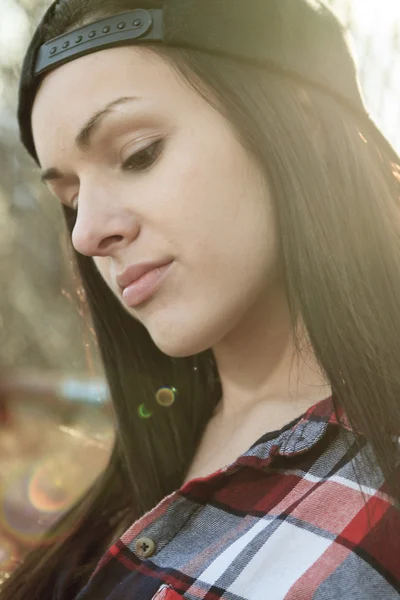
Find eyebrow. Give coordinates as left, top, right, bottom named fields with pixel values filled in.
left=40, top=95, right=142, bottom=183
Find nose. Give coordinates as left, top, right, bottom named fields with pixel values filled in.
left=71, top=183, right=139, bottom=257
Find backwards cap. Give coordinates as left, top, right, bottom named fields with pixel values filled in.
left=18, top=0, right=399, bottom=163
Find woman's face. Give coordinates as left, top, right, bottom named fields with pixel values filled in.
left=32, top=46, right=278, bottom=357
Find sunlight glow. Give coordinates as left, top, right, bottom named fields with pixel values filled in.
left=0, top=0, right=29, bottom=66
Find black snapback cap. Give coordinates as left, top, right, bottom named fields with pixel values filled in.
left=18, top=0, right=400, bottom=164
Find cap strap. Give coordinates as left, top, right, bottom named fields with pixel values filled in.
left=34, top=9, right=163, bottom=75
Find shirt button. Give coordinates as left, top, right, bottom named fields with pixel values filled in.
left=135, top=537, right=156, bottom=558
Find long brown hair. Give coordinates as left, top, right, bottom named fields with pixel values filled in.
left=4, top=0, right=400, bottom=597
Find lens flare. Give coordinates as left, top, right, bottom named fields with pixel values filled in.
left=138, top=403, right=153, bottom=419
left=156, top=387, right=177, bottom=407
left=0, top=448, right=106, bottom=546
left=0, top=466, right=60, bottom=545
left=28, top=456, right=81, bottom=513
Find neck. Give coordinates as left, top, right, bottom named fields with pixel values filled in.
left=212, top=282, right=330, bottom=424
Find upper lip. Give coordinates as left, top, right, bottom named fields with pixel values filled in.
left=116, top=258, right=173, bottom=290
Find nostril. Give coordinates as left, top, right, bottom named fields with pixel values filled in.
left=98, top=235, right=124, bottom=251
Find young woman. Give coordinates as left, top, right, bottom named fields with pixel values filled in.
left=4, top=0, right=400, bottom=598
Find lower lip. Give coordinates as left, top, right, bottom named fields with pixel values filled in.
left=121, top=262, right=173, bottom=307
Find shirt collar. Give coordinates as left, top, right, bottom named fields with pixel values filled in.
left=180, top=395, right=352, bottom=492
left=237, top=394, right=352, bottom=464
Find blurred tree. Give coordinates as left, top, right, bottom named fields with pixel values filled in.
left=0, top=0, right=100, bottom=374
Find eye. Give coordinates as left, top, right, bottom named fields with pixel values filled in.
left=122, top=139, right=164, bottom=172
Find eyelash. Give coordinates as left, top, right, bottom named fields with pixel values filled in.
left=121, top=138, right=164, bottom=172
left=65, top=139, right=164, bottom=212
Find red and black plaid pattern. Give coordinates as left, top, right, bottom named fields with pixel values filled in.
left=76, top=396, right=400, bottom=599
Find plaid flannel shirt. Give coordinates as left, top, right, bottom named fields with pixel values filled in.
left=76, top=396, right=400, bottom=599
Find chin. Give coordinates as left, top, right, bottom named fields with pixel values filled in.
left=147, top=321, right=214, bottom=359
left=152, top=335, right=210, bottom=359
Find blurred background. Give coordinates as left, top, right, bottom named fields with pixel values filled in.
left=0, top=0, right=399, bottom=584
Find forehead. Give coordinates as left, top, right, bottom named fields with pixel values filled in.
left=31, top=46, right=196, bottom=161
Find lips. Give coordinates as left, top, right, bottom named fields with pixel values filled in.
left=116, top=258, right=174, bottom=292
left=119, top=260, right=174, bottom=308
